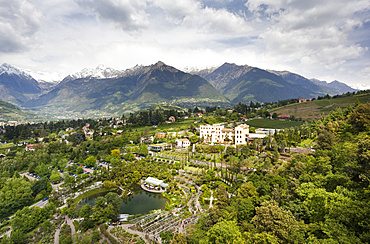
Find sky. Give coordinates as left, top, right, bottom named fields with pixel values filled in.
left=0, top=0, right=369, bottom=89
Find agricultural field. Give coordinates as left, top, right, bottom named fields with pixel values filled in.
left=0, top=142, right=14, bottom=150
left=246, top=118, right=304, bottom=129
left=270, top=92, right=370, bottom=121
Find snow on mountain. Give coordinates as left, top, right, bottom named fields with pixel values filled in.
left=24, top=70, right=64, bottom=83
left=0, top=63, right=34, bottom=80
left=70, top=64, right=126, bottom=79
left=183, top=65, right=218, bottom=75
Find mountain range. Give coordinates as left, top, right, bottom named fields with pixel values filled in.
left=0, top=62, right=358, bottom=119
left=192, top=63, right=356, bottom=104
left=21, top=62, right=226, bottom=118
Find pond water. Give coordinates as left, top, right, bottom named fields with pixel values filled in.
left=78, top=189, right=168, bottom=215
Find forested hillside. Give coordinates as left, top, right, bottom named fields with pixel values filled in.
left=185, top=103, right=370, bottom=243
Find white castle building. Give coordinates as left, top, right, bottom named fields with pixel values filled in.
left=200, top=123, right=267, bottom=145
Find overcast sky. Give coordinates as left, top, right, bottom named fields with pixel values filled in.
left=0, top=0, right=369, bottom=88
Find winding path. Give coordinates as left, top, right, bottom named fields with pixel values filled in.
left=107, top=224, right=148, bottom=243
left=54, top=226, right=61, bottom=244
left=66, top=216, right=76, bottom=236
left=209, top=190, right=214, bottom=208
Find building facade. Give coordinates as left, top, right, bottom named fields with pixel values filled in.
left=200, top=123, right=234, bottom=144
left=200, top=123, right=267, bottom=145
left=235, top=124, right=250, bottom=145
left=175, top=138, right=191, bottom=148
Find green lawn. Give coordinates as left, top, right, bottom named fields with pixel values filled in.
left=0, top=142, right=15, bottom=149
left=246, top=119, right=304, bottom=129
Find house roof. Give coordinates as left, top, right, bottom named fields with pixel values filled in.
left=248, top=133, right=267, bottom=139
left=237, top=124, right=249, bottom=129
left=177, top=138, right=189, bottom=141
left=221, top=128, right=234, bottom=132
left=144, top=177, right=169, bottom=188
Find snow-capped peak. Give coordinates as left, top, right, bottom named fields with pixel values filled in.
left=182, top=65, right=218, bottom=75
left=0, top=63, right=34, bottom=80
left=70, top=65, right=125, bottom=79
left=24, top=70, right=64, bottom=83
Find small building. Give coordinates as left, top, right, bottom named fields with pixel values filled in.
left=247, top=133, right=267, bottom=142
left=141, top=135, right=154, bottom=144
left=168, top=116, right=176, bottom=123
left=255, top=128, right=279, bottom=135
left=144, top=177, right=169, bottom=189
left=155, top=132, right=167, bottom=138
left=25, top=144, right=35, bottom=151
left=175, top=138, right=191, bottom=148
left=118, top=214, right=130, bottom=222
left=277, top=115, right=290, bottom=120
left=148, top=143, right=172, bottom=152
left=298, top=97, right=307, bottom=103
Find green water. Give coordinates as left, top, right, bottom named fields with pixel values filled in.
left=78, top=189, right=168, bottom=215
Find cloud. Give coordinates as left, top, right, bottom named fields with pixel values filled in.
left=151, top=0, right=252, bottom=34
left=75, top=0, right=149, bottom=32
left=0, top=0, right=369, bottom=89
left=246, top=0, right=370, bottom=69
left=0, top=0, right=42, bottom=53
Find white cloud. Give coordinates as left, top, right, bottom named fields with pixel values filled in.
left=0, top=0, right=369, bottom=89
left=151, top=0, right=252, bottom=34
left=246, top=0, right=370, bottom=83
left=0, top=0, right=42, bottom=53
left=75, top=0, right=149, bottom=32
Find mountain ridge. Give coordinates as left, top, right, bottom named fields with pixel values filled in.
left=0, top=63, right=42, bottom=105
left=22, top=61, right=227, bottom=118
left=193, top=62, right=358, bottom=104
left=0, top=62, right=360, bottom=118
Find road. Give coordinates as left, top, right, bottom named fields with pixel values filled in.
left=21, top=171, right=63, bottom=191
left=54, top=225, right=61, bottom=244
left=53, top=215, right=76, bottom=244
left=209, top=190, right=215, bottom=208
left=30, top=199, right=49, bottom=208
left=20, top=172, right=37, bottom=181
left=66, top=216, right=76, bottom=236
left=0, top=198, right=49, bottom=239
left=51, top=181, right=64, bottom=191
left=0, top=226, right=12, bottom=239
